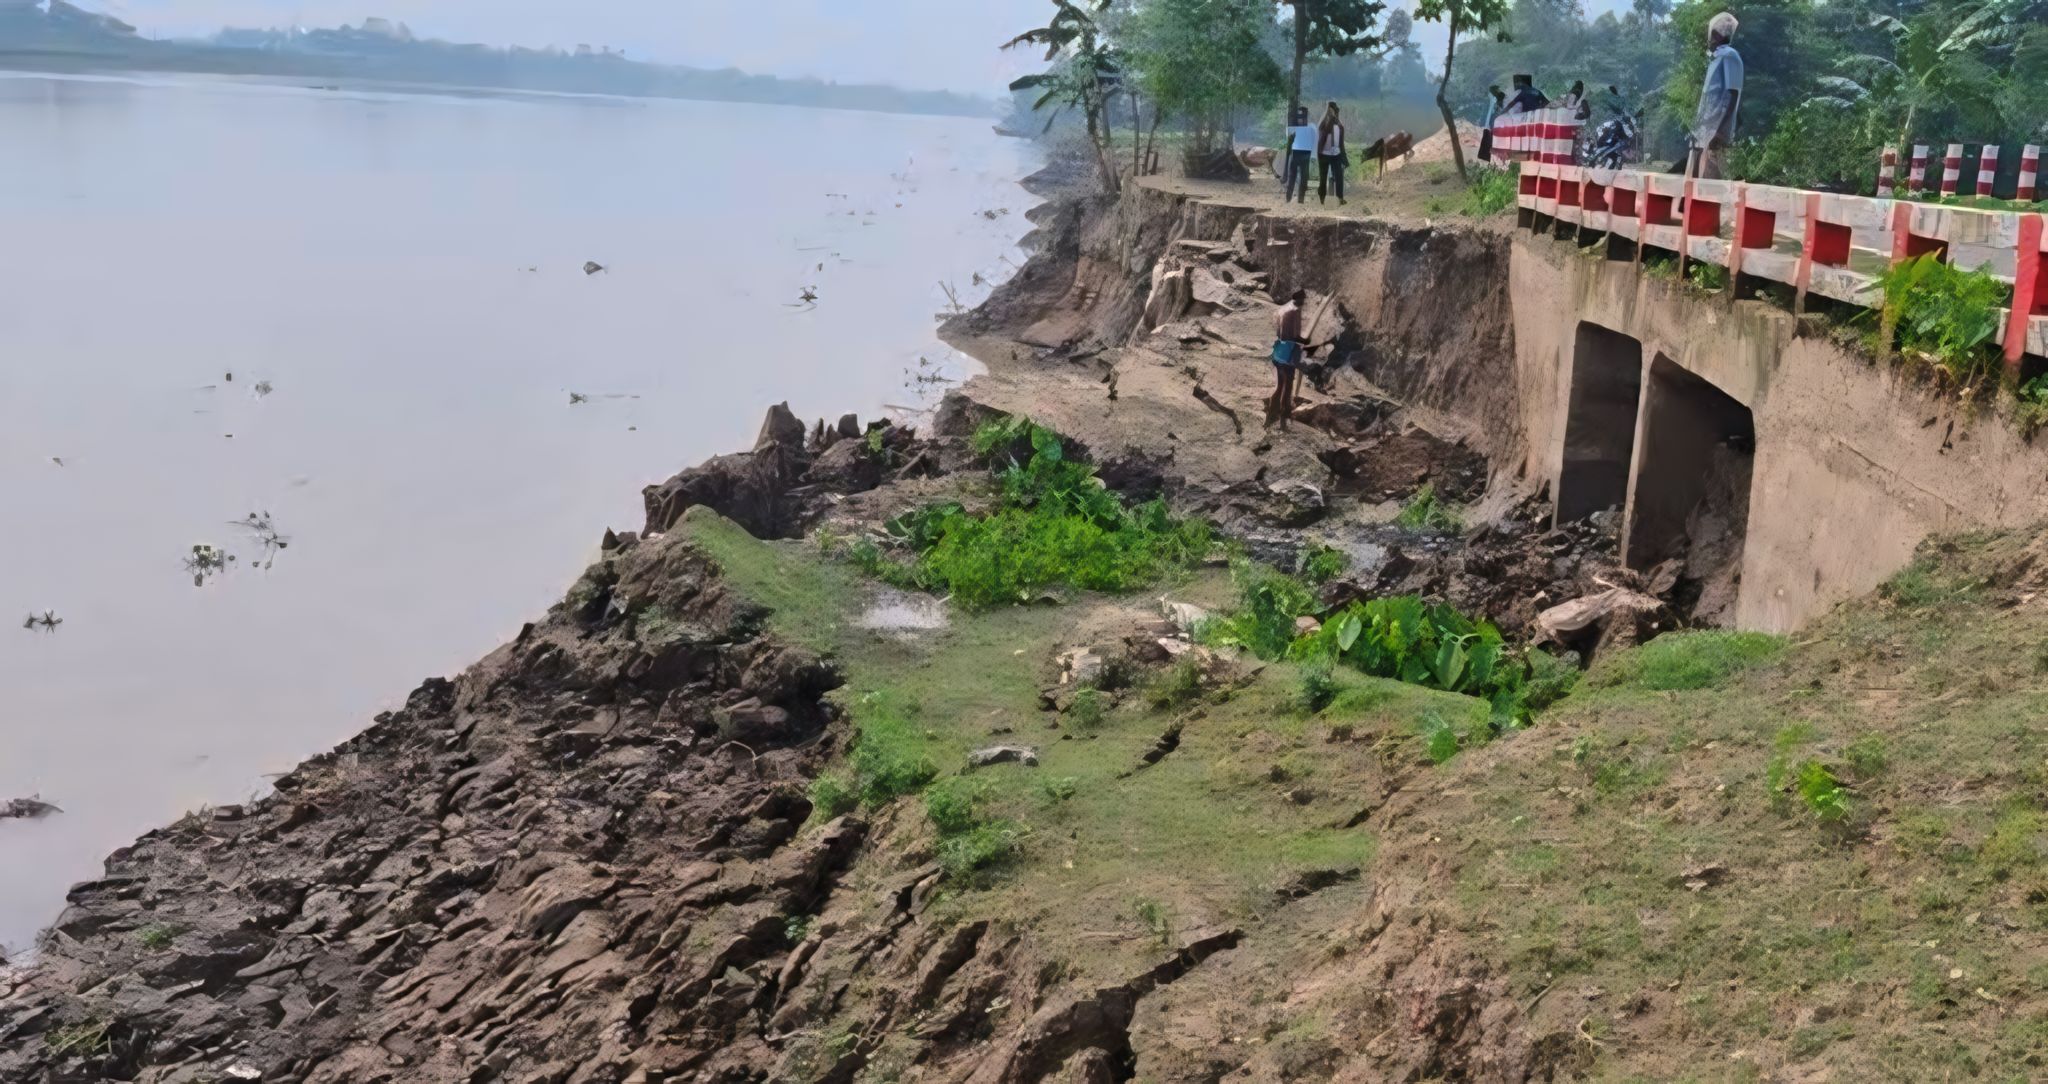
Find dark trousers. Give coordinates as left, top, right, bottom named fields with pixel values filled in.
left=1318, top=154, right=1346, bottom=202
left=1287, top=150, right=1312, bottom=202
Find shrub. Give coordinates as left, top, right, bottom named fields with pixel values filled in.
left=809, top=771, right=859, bottom=822
left=1461, top=164, right=1519, bottom=217
left=1039, top=775, right=1080, bottom=803
left=923, top=777, right=985, bottom=836
left=855, top=419, right=1212, bottom=609
left=937, top=823, right=1020, bottom=881
left=1293, top=594, right=1529, bottom=721
left=1795, top=760, right=1851, bottom=822
left=1066, top=687, right=1106, bottom=729
left=1419, top=710, right=1463, bottom=764
left=1596, top=631, right=1785, bottom=691
left=1295, top=660, right=1341, bottom=713
left=1300, top=543, right=1349, bottom=585
left=1201, top=559, right=1320, bottom=659
left=1394, top=484, right=1462, bottom=532
left=1147, top=656, right=1206, bottom=710
left=1521, top=648, right=1582, bottom=713
left=1878, top=254, right=2009, bottom=385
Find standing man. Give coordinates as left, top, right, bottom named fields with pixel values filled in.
left=1269, top=290, right=1309, bottom=429
left=1690, top=12, right=1743, bottom=180
left=1287, top=110, right=1318, bottom=204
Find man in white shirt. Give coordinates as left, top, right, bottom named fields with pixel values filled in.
left=1287, top=108, right=1317, bottom=203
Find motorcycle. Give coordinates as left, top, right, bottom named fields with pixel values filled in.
left=1576, top=86, right=1645, bottom=170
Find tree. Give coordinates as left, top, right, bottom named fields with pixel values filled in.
left=1007, top=1, right=1124, bottom=193
left=1813, top=11, right=2001, bottom=159
left=1415, top=0, right=1513, bottom=179
left=1278, top=0, right=1388, bottom=114
left=1125, top=0, right=1287, bottom=155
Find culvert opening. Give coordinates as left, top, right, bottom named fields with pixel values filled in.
left=1557, top=323, right=1643, bottom=524
left=1625, top=354, right=1755, bottom=627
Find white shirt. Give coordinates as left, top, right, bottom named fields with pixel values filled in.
left=1320, top=124, right=1345, bottom=157
left=1289, top=125, right=1317, bottom=152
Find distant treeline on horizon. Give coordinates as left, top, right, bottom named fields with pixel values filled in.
left=0, top=2, right=996, bottom=119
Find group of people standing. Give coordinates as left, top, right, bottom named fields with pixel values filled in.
left=1280, top=102, right=1349, bottom=206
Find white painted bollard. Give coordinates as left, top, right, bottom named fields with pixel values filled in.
left=1976, top=145, right=1999, bottom=198
left=2020, top=145, right=2039, bottom=202
left=1941, top=143, right=1963, bottom=197
left=1909, top=144, right=1929, bottom=193
left=1876, top=146, right=1897, bottom=197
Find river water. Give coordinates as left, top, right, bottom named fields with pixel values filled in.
left=0, top=72, right=1036, bottom=952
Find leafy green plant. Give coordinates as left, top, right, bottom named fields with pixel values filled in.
left=2016, top=375, right=2048, bottom=433
left=1521, top=648, right=1582, bottom=713
left=137, top=923, right=177, bottom=951
left=1459, top=164, right=1520, bottom=217
left=1878, top=254, right=2008, bottom=384
left=1201, top=559, right=1320, bottom=658
left=854, top=419, right=1211, bottom=609
left=1845, top=734, right=1889, bottom=780
left=1394, top=484, right=1463, bottom=532
left=865, top=426, right=887, bottom=455
left=1293, top=594, right=1529, bottom=721
left=1300, top=543, right=1349, bottom=585
left=1686, top=262, right=1728, bottom=292
left=784, top=913, right=814, bottom=944
left=1419, top=710, right=1463, bottom=764
left=1796, top=760, right=1852, bottom=822
left=1066, top=687, right=1106, bottom=729
left=923, top=777, right=986, bottom=836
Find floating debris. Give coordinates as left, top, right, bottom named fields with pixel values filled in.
left=252, top=381, right=274, bottom=397
left=787, top=287, right=819, bottom=311
left=583, top=261, right=606, bottom=275
left=570, top=392, right=590, bottom=405
left=49, top=457, right=63, bottom=467
left=0, top=796, right=60, bottom=820
left=184, top=544, right=237, bottom=587
left=233, top=512, right=290, bottom=570
left=21, top=610, right=61, bottom=632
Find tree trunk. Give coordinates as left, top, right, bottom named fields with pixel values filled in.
left=1143, top=104, right=1163, bottom=175
left=1436, top=16, right=1469, bottom=181
left=1290, top=0, right=1308, bottom=116
left=1131, top=90, right=1143, bottom=176
left=1084, top=91, right=1121, bottom=195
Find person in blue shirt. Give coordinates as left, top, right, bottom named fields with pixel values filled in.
left=1690, top=12, right=1744, bottom=179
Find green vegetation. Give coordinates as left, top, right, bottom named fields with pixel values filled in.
left=1298, top=594, right=1534, bottom=727
left=1685, top=261, right=1728, bottom=292
left=1795, top=758, right=1853, bottom=822
left=854, top=419, right=1211, bottom=609
left=847, top=695, right=940, bottom=809
left=1592, top=630, right=1787, bottom=690
left=1393, top=483, right=1463, bottom=532
left=136, top=923, right=177, bottom=951
left=1066, top=687, right=1107, bottom=729
left=1200, top=558, right=1321, bottom=658
left=44, top=1021, right=110, bottom=1058
left=1299, top=542, right=1350, bottom=585
left=1459, top=164, right=1520, bottom=217
left=1878, top=254, right=2009, bottom=385
left=807, top=773, right=857, bottom=823
left=1295, top=659, right=1342, bottom=713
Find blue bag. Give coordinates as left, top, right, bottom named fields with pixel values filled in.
left=1271, top=340, right=1303, bottom=366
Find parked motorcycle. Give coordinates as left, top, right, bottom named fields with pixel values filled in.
left=1577, top=86, right=1645, bottom=170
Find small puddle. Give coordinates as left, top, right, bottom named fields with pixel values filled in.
left=857, top=589, right=949, bottom=634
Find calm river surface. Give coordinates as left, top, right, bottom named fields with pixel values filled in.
left=0, top=72, right=1036, bottom=952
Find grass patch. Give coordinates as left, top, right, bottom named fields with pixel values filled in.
left=1593, top=630, right=1785, bottom=691
left=136, top=923, right=177, bottom=951
left=848, top=694, right=939, bottom=808
left=1460, top=164, right=1519, bottom=217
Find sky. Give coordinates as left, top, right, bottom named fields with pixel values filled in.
left=91, top=0, right=1633, bottom=96
left=96, top=0, right=1053, bottom=94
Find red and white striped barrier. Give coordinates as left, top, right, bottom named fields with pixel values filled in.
left=2020, top=145, right=2039, bottom=202
left=1941, top=143, right=1964, bottom=197
left=1909, top=145, right=1930, bottom=194
left=1977, top=146, right=2000, bottom=198
left=1487, top=107, right=1583, bottom=167
left=1514, top=160, right=2048, bottom=371
left=1876, top=146, right=1897, bottom=198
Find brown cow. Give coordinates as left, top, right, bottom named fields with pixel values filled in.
left=1359, top=131, right=1415, bottom=178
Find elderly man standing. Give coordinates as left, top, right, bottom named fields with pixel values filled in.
left=1689, top=12, right=1744, bottom=179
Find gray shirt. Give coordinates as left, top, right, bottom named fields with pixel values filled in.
left=1694, top=44, right=1744, bottom=147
